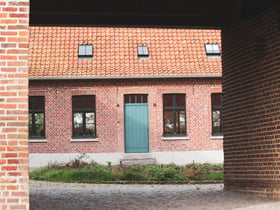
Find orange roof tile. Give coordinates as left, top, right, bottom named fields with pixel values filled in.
left=29, top=26, right=221, bottom=79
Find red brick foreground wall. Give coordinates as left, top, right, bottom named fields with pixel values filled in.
left=0, top=0, right=29, bottom=209
left=29, top=78, right=222, bottom=153
left=223, top=8, right=280, bottom=198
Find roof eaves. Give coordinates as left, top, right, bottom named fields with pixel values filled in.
left=29, top=74, right=222, bottom=80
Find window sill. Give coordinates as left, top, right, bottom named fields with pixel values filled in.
left=161, top=136, right=190, bottom=141
left=29, top=139, right=47, bottom=143
left=210, top=136, right=223, bottom=140
left=71, top=138, right=99, bottom=142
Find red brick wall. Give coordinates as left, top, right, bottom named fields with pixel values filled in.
left=29, top=78, right=222, bottom=153
left=223, top=8, right=280, bottom=198
left=0, top=0, right=29, bottom=209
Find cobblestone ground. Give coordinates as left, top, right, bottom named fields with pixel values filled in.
left=30, top=181, right=280, bottom=210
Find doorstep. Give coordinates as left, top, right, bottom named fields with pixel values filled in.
left=120, top=153, right=156, bottom=165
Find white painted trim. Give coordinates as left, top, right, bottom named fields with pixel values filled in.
left=29, top=139, right=48, bottom=143
left=70, top=138, right=99, bottom=142
left=161, top=136, right=190, bottom=141
left=210, top=136, right=223, bottom=140
left=29, top=151, right=223, bottom=169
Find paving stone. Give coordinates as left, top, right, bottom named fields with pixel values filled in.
left=30, top=181, right=280, bottom=210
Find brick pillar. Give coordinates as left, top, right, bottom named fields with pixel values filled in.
left=0, top=0, right=29, bottom=209
left=223, top=8, right=280, bottom=198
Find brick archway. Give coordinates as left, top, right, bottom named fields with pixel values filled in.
left=0, top=0, right=29, bottom=209
left=1, top=1, right=280, bottom=209
left=223, top=8, right=280, bottom=198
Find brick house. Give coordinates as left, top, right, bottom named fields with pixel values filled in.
left=28, top=26, right=223, bottom=167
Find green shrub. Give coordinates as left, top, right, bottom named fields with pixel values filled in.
left=147, top=165, right=177, bottom=181
left=30, top=163, right=224, bottom=183
left=200, top=171, right=223, bottom=180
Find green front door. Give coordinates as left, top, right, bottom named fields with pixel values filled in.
left=124, top=95, right=149, bottom=153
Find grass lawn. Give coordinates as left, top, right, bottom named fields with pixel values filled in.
left=30, top=160, right=223, bottom=184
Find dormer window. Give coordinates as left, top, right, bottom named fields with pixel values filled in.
left=138, top=46, right=149, bottom=59
left=78, top=44, right=93, bottom=60
left=205, top=43, right=221, bottom=58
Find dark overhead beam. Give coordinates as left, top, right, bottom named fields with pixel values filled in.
left=29, top=0, right=278, bottom=27
left=30, top=15, right=228, bottom=28
left=231, top=0, right=242, bottom=24
left=31, top=11, right=232, bottom=19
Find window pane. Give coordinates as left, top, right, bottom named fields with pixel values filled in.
left=142, top=47, right=148, bottom=55
left=212, top=109, right=221, bottom=127
left=212, top=44, right=220, bottom=53
left=212, top=94, right=222, bottom=107
left=124, top=95, right=130, bottom=104
left=163, top=95, right=173, bottom=107
left=138, top=46, right=143, bottom=55
left=79, top=45, right=86, bottom=55
left=213, top=105, right=222, bottom=134
left=35, top=124, right=44, bottom=137
left=212, top=126, right=221, bottom=134
left=205, top=44, right=220, bottom=54
left=85, top=45, right=93, bottom=56
left=176, top=95, right=185, bottom=107
left=130, top=95, right=136, bottom=103
left=138, top=46, right=148, bottom=56
left=164, top=110, right=174, bottom=134
left=142, top=95, right=148, bottom=103
left=74, top=113, right=83, bottom=136
left=136, top=95, right=142, bottom=103
left=73, top=96, right=84, bottom=109
left=34, top=113, right=44, bottom=124
left=86, top=113, right=95, bottom=124
left=74, top=112, right=83, bottom=124
left=85, top=123, right=95, bottom=136
left=74, top=123, right=83, bottom=136
left=85, top=96, right=95, bottom=109
left=34, top=113, right=44, bottom=137
left=205, top=44, right=213, bottom=52
left=176, top=110, right=186, bottom=134
left=125, top=95, right=147, bottom=104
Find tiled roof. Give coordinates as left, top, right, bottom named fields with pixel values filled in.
left=29, top=26, right=221, bottom=79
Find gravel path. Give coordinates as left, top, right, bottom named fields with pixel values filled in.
left=30, top=181, right=280, bottom=210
